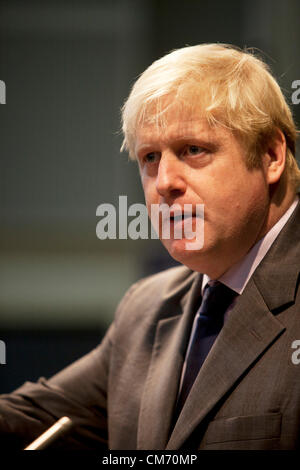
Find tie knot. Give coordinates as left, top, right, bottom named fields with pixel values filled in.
left=201, top=281, right=237, bottom=317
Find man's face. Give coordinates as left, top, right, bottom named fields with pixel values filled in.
left=135, top=108, right=271, bottom=278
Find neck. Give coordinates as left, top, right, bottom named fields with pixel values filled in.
left=255, top=178, right=297, bottom=244
left=202, top=182, right=297, bottom=280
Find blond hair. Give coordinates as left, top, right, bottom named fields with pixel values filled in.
left=121, top=43, right=300, bottom=189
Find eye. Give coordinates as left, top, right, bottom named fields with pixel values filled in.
left=184, top=145, right=206, bottom=156
left=143, top=152, right=160, bottom=164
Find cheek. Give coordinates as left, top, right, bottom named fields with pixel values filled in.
left=196, top=174, right=263, bottom=223
left=218, top=177, right=268, bottom=228
left=142, top=178, right=158, bottom=204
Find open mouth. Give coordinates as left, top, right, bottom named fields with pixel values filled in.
left=170, top=214, right=183, bottom=222
left=169, top=213, right=194, bottom=222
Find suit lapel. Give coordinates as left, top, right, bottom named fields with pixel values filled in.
left=137, top=271, right=202, bottom=450
left=166, top=278, right=286, bottom=449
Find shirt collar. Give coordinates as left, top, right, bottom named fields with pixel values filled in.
left=202, top=196, right=299, bottom=295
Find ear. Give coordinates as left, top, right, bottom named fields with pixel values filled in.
left=263, top=128, right=286, bottom=185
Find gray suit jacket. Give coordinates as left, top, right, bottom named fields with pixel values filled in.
left=0, top=203, right=300, bottom=450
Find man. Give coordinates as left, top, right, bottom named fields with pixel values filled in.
left=0, top=43, right=300, bottom=450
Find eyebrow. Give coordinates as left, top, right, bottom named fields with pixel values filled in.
left=135, top=135, right=219, bottom=155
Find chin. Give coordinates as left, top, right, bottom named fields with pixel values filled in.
left=163, top=237, right=221, bottom=275
left=164, top=238, right=205, bottom=264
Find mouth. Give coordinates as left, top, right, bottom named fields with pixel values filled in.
left=169, top=212, right=194, bottom=222
left=170, top=214, right=182, bottom=222
left=149, top=204, right=204, bottom=237
left=151, top=204, right=204, bottom=249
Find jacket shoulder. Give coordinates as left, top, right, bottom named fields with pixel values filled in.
left=114, top=265, right=198, bottom=324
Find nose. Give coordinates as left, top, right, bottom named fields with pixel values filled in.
left=156, top=151, right=187, bottom=199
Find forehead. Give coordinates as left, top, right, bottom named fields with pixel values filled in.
left=134, top=112, right=233, bottom=155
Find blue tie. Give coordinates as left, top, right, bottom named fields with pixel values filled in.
left=175, top=281, right=237, bottom=415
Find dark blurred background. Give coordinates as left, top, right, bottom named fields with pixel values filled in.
left=1, top=0, right=299, bottom=392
